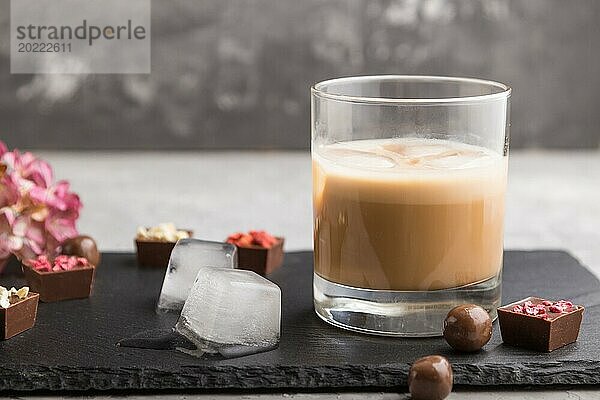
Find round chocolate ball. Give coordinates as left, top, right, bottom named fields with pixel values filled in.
left=443, top=304, right=492, bottom=352
left=408, top=355, right=453, bottom=400
left=62, top=235, right=100, bottom=266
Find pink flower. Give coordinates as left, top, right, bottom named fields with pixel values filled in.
left=25, top=156, right=53, bottom=189
left=2, top=150, right=54, bottom=190
left=30, top=181, right=81, bottom=213
left=0, top=208, right=20, bottom=258
left=45, top=210, right=79, bottom=244
left=0, top=232, right=22, bottom=259
left=10, top=214, right=47, bottom=260
left=0, top=142, right=81, bottom=262
left=0, top=174, right=19, bottom=208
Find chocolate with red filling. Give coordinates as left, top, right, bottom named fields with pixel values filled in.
left=226, top=231, right=285, bottom=275
left=498, top=296, right=584, bottom=352
left=23, top=255, right=95, bottom=302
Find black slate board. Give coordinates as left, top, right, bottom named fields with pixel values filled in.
left=0, top=250, right=599, bottom=392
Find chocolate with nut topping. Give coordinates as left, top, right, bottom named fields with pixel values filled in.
left=135, top=227, right=194, bottom=268
left=498, top=296, right=584, bottom=352
left=0, top=289, right=39, bottom=340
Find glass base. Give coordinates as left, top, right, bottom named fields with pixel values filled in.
left=313, top=273, right=501, bottom=337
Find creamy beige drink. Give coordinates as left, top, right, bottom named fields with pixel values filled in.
left=313, top=138, right=507, bottom=291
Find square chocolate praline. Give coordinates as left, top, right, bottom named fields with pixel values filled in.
left=22, top=264, right=95, bottom=303
left=135, top=229, right=193, bottom=268
left=236, top=237, right=285, bottom=276
left=498, top=296, right=584, bottom=352
left=1, top=293, right=40, bottom=340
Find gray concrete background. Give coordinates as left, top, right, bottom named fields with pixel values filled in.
left=0, top=0, right=599, bottom=150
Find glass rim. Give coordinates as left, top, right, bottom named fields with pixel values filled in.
left=311, top=75, right=511, bottom=105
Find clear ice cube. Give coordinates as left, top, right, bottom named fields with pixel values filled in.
left=156, top=239, right=237, bottom=313
left=424, top=149, right=490, bottom=169
left=382, top=140, right=451, bottom=159
left=381, top=139, right=491, bottom=169
left=175, top=266, right=281, bottom=358
left=338, top=153, right=396, bottom=169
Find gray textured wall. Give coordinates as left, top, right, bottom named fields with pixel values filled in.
left=0, top=0, right=599, bottom=150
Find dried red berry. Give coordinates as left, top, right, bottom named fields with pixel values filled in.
left=226, top=232, right=254, bottom=247
left=227, top=230, right=279, bottom=248
left=554, top=300, right=574, bottom=312
left=512, top=305, right=524, bottom=313
left=249, top=230, right=278, bottom=248
left=28, top=254, right=88, bottom=272
left=524, top=305, right=538, bottom=315
left=28, top=255, right=52, bottom=271
left=549, top=305, right=563, bottom=313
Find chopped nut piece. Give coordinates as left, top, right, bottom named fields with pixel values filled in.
left=0, top=290, right=9, bottom=309
left=16, top=287, right=29, bottom=299
left=136, top=223, right=191, bottom=242
left=0, top=285, right=32, bottom=308
left=0, top=298, right=9, bottom=309
left=136, top=226, right=147, bottom=237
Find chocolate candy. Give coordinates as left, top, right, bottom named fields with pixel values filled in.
left=408, top=355, right=453, bottom=400
left=23, top=263, right=95, bottom=303
left=443, top=304, right=492, bottom=352
left=1, top=292, right=39, bottom=340
left=235, top=237, right=285, bottom=276
left=498, top=297, right=584, bottom=352
left=62, top=235, right=101, bottom=266
left=135, top=230, right=193, bottom=268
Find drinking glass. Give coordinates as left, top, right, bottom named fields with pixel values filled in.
left=311, top=75, right=511, bottom=336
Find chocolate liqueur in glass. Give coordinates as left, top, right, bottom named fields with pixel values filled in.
left=311, top=76, right=511, bottom=336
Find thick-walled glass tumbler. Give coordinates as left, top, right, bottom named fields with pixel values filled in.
left=311, top=75, right=511, bottom=336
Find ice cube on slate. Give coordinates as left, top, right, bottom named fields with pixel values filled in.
left=156, top=239, right=237, bottom=313
left=175, top=266, right=281, bottom=358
